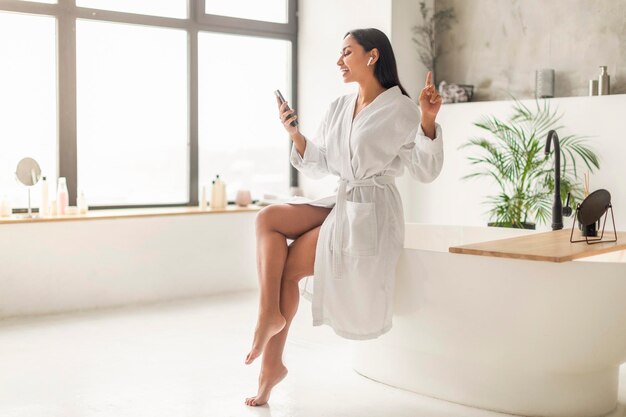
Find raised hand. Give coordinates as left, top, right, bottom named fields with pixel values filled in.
left=418, top=71, right=442, bottom=120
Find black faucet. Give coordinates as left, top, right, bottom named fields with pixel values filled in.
left=544, top=130, right=572, bottom=230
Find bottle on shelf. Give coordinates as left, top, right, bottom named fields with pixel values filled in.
left=200, top=184, right=208, bottom=210
left=588, top=79, right=598, bottom=96
left=598, top=66, right=610, bottom=95
left=218, top=175, right=226, bottom=208
left=40, top=176, right=49, bottom=217
left=56, top=177, right=69, bottom=215
left=211, top=174, right=227, bottom=209
left=77, top=190, right=88, bottom=214
left=210, top=180, right=216, bottom=209
left=0, top=195, right=12, bottom=217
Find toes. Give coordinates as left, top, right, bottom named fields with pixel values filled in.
left=245, top=395, right=263, bottom=407
left=245, top=349, right=259, bottom=365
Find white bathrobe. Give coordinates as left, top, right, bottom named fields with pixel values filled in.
left=288, top=85, right=443, bottom=340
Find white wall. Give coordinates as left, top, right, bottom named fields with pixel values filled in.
left=390, top=0, right=432, bottom=221
left=0, top=213, right=258, bottom=319
left=297, top=0, right=392, bottom=199
left=410, top=94, right=626, bottom=231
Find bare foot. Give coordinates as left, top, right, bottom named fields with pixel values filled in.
left=245, top=314, right=286, bottom=365
left=245, top=364, right=288, bottom=406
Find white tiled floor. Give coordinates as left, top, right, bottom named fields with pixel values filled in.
left=0, top=291, right=624, bottom=417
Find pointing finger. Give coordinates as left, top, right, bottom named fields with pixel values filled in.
left=425, top=71, right=432, bottom=87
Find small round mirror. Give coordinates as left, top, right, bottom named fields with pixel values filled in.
left=577, top=189, right=611, bottom=226
left=15, top=157, right=42, bottom=187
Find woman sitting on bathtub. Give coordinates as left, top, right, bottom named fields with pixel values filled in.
left=244, top=27, right=444, bottom=406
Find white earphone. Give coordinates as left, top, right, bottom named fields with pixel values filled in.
left=367, top=57, right=373, bottom=66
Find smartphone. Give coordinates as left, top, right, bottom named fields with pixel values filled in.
left=274, top=89, right=298, bottom=127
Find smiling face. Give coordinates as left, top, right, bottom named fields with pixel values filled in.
left=337, top=34, right=377, bottom=84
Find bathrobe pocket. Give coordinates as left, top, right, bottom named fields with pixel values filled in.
left=340, top=201, right=378, bottom=256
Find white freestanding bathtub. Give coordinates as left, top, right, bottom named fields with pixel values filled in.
left=353, top=223, right=626, bottom=417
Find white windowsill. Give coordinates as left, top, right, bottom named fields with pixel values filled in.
left=0, top=204, right=262, bottom=225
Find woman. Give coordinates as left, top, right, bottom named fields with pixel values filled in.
left=244, top=27, right=443, bottom=406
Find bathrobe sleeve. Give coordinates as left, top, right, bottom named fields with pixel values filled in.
left=398, top=122, right=444, bottom=183
left=289, top=105, right=332, bottom=179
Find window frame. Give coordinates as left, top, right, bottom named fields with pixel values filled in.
left=0, top=0, right=298, bottom=210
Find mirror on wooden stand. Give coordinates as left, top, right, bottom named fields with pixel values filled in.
left=14, top=157, right=42, bottom=219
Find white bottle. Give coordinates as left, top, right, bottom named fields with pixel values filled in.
left=0, top=195, right=12, bottom=217
left=77, top=190, right=88, bottom=214
left=210, top=179, right=219, bottom=209
left=218, top=175, right=227, bottom=208
left=50, top=200, right=57, bottom=216
left=56, top=177, right=69, bottom=215
left=199, top=185, right=208, bottom=210
left=40, top=176, right=49, bottom=217
left=212, top=175, right=227, bottom=209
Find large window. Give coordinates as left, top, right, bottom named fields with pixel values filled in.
left=77, top=21, right=188, bottom=206
left=0, top=11, right=57, bottom=210
left=198, top=33, right=291, bottom=201
left=0, top=0, right=297, bottom=210
left=204, top=0, right=288, bottom=23
left=76, top=0, right=187, bottom=18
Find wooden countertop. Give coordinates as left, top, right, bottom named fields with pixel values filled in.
left=0, top=204, right=262, bottom=225
left=449, top=228, right=626, bottom=262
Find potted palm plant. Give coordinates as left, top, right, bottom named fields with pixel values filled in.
left=459, top=99, right=600, bottom=229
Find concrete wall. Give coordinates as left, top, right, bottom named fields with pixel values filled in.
left=435, top=0, right=626, bottom=101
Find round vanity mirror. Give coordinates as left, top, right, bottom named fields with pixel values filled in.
left=14, top=157, right=42, bottom=218
left=577, top=189, right=611, bottom=226
left=15, top=157, right=42, bottom=187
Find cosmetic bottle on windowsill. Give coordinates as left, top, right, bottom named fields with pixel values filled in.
left=0, top=195, right=12, bottom=217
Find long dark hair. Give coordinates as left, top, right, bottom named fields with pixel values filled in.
left=344, top=28, right=410, bottom=97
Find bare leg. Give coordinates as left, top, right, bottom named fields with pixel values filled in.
left=245, top=204, right=331, bottom=365
left=245, top=224, right=323, bottom=406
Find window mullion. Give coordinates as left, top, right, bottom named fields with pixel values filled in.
left=189, top=0, right=199, bottom=206
left=58, top=0, right=78, bottom=206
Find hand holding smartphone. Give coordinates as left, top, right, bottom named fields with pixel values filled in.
left=274, top=89, right=298, bottom=127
